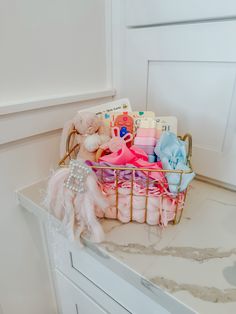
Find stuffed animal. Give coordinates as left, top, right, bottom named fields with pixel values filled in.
left=60, top=111, right=110, bottom=161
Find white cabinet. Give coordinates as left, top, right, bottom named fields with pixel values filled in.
left=147, top=58, right=236, bottom=187
left=47, top=228, right=170, bottom=314
left=119, top=3, right=236, bottom=187
left=44, top=224, right=130, bottom=314
left=125, top=0, right=236, bottom=27
left=55, top=270, right=107, bottom=314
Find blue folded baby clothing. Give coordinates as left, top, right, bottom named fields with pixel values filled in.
left=155, top=132, right=195, bottom=193
left=148, top=154, right=156, bottom=163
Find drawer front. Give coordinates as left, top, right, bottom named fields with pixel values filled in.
left=55, top=270, right=106, bottom=314
left=47, top=229, right=182, bottom=314
left=50, top=234, right=131, bottom=313
left=56, top=251, right=129, bottom=313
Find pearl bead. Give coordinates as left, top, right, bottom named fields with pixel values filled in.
left=64, top=159, right=92, bottom=194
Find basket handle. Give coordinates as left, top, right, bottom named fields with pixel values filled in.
left=66, top=128, right=78, bottom=154
left=59, top=131, right=193, bottom=166
left=58, top=129, right=79, bottom=166
left=182, top=133, right=192, bottom=161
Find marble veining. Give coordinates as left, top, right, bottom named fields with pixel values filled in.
left=150, top=276, right=236, bottom=303
left=207, top=198, right=236, bottom=208
left=102, top=242, right=236, bottom=263
left=18, top=179, right=236, bottom=314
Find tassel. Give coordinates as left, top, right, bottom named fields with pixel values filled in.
left=44, top=168, right=69, bottom=219
left=60, top=119, right=75, bottom=158
left=45, top=161, right=107, bottom=243
left=87, top=173, right=108, bottom=210
left=82, top=195, right=105, bottom=243
left=74, top=192, right=85, bottom=240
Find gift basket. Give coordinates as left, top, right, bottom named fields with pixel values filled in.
left=45, top=99, right=195, bottom=242
left=59, top=130, right=193, bottom=225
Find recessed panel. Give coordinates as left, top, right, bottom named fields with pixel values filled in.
left=147, top=61, right=236, bottom=152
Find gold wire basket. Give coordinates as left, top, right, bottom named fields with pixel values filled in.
left=59, top=129, right=193, bottom=225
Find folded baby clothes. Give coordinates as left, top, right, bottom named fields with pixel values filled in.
left=137, top=128, right=156, bottom=138
left=147, top=210, right=160, bottom=225
left=134, top=134, right=156, bottom=159
left=86, top=162, right=163, bottom=201
left=148, top=154, right=156, bottom=163
left=97, top=144, right=167, bottom=183
left=131, top=158, right=166, bottom=183
left=95, top=206, right=105, bottom=218
left=132, top=195, right=146, bottom=210
left=99, top=187, right=179, bottom=225
left=118, top=196, right=132, bottom=222
left=134, top=137, right=156, bottom=146
left=105, top=206, right=117, bottom=219
left=134, top=145, right=155, bottom=155
left=155, top=132, right=195, bottom=193
left=111, top=195, right=156, bottom=224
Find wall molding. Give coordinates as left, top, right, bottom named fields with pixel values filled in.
left=127, top=16, right=236, bottom=29
left=125, top=0, right=236, bottom=28
left=0, top=89, right=116, bottom=116
left=196, top=175, right=236, bottom=192
left=0, top=93, right=115, bottom=145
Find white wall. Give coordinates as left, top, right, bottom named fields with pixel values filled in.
left=0, top=0, right=114, bottom=313
left=0, top=0, right=111, bottom=107
left=0, top=96, right=114, bottom=314
left=0, top=131, right=60, bottom=314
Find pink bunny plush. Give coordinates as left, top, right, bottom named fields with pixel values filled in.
left=60, top=111, right=110, bottom=161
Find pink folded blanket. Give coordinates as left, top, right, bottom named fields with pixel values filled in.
left=97, top=182, right=184, bottom=226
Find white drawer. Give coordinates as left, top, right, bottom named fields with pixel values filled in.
left=55, top=270, right=107, bottom=314
left=55, top=253, right=129, bottom=314
left=47, top=230, right=172, bottom=314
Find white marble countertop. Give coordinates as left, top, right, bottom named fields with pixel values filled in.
left=18, top=179, right=236, bottom=314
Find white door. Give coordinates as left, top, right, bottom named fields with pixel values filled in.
left=118, top=0, right=236, bottom=187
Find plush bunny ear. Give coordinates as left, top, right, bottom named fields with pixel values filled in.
left=60, top=119, right=75, bottom=158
